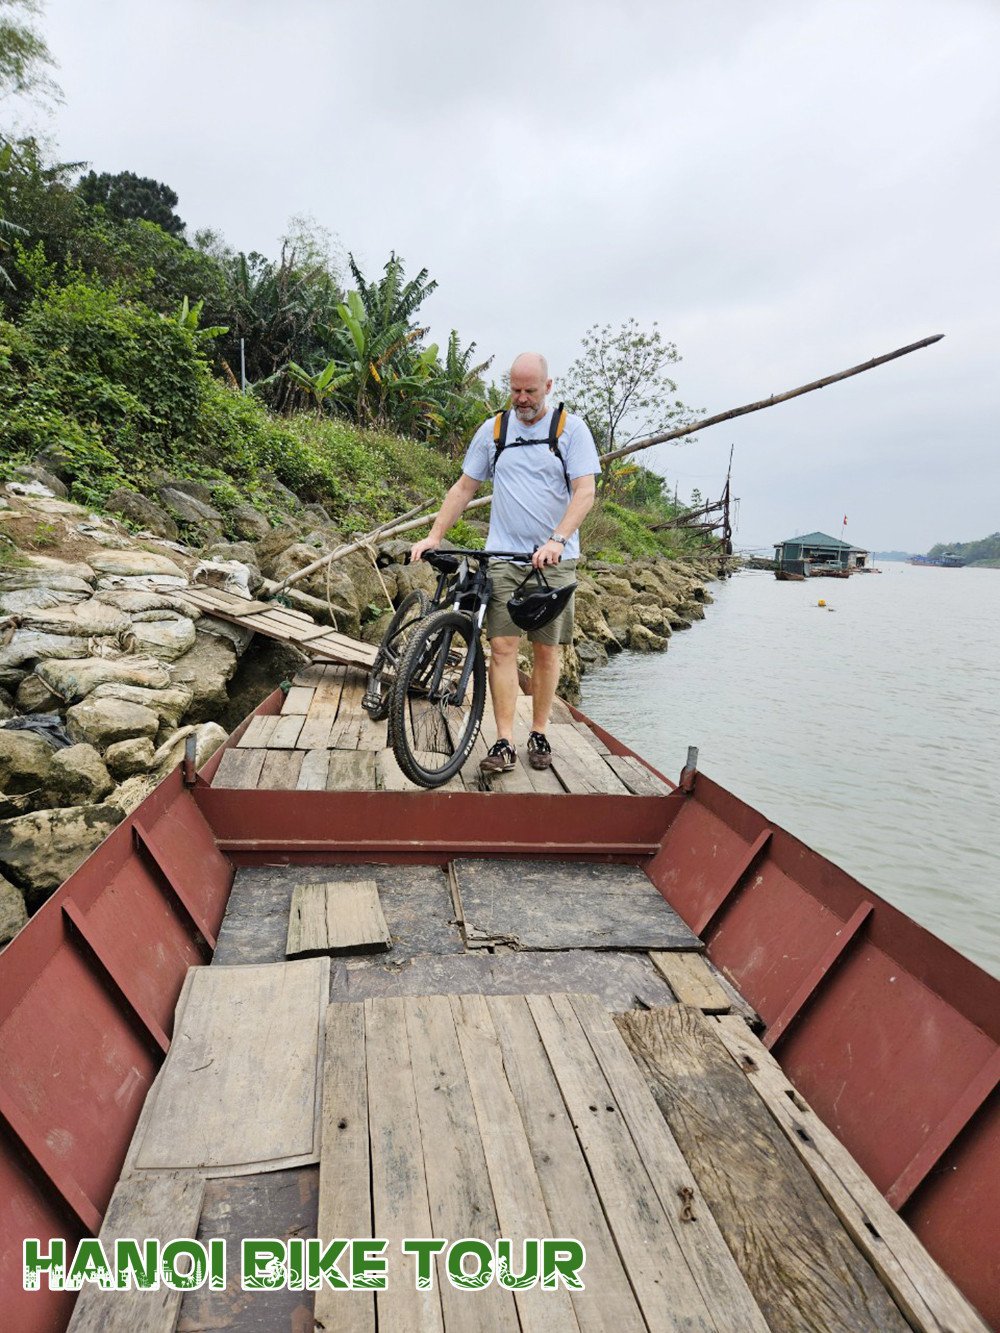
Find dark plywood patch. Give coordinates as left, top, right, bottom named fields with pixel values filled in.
left=452, top=857, right=701, bottom=952
left=177, top=1167, right=318, bottom=1332
left=215, top=864, right=463, bottom=967
left=337, top=948, right=677, bottom=1011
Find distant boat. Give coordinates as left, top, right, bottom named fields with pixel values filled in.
left=908, top=553, right=966, bottom=567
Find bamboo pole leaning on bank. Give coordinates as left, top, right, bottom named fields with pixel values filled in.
left=268, top=333, right=944, bottom=591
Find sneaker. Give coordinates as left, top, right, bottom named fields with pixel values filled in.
left=527, top=731, right=552, bottom=770
left=480, top=739, right=517, bottom=774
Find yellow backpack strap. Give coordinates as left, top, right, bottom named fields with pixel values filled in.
left=554, top=404, right=567, bottom=439
left=493, top=411, right=505, bottom=443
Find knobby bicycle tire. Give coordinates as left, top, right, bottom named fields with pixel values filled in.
left=362, top=589, right=429, bottom=721
left=388, top=608, right=485, bottom=787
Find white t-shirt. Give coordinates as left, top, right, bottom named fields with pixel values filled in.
left=461, top=407, right=600, bottom=561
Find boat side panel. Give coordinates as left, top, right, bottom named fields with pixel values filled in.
left=0, top=1149, right=79, bottom=1333
left=643, top=771, right=1000, bottom=1329
left=0, top=771, right=234, bottom=1333
left=778, top=945, right=996, bottom=1192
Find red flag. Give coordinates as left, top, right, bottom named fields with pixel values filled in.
left=843, top=514, right=848, bottom=525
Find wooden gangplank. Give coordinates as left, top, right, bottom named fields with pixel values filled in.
left=173, top=584, right=378, bottom=668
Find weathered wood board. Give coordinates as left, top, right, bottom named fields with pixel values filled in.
left=69, top=1173, right=204, bottom=1332
left=315, top=1002, right=375, bottom=1333
left=649, top=950, right=731, bottom=1012
left=129, top=959, right=328, bottom=1175
left=615, top=1005, right=912, bottom=1332
left=286, top=879, right=391, bottom=958
left=710, top=1014, right=992, bottom=1333
left=451, top=858, right=701, bottom=951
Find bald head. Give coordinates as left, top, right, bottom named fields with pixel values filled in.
left=511, top=351, right=548, bottom=381
left=510, top=352, right=552, bottom=424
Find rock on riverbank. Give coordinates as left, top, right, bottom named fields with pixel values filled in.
left=1, top=475, right=718, bottom=940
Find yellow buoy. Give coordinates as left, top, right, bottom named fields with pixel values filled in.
left=817, top=599, right=826, bottom=607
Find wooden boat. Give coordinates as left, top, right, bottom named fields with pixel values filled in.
left=1, top=657, right=996, bottom=1331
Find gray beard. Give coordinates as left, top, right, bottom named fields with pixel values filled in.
left=514, top=404, right=543, bottom=423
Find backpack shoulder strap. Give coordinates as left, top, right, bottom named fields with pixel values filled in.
left=490, top=409, right=511, bottom=475
left=547, top=403, right=571, bottom=492
left=548, top=402, right=567, bottom=445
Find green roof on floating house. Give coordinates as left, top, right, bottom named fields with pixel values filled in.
left=776, top=531, right=851, bottom=549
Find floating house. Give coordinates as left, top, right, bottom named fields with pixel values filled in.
left=773, top=531, right=870, bottom=579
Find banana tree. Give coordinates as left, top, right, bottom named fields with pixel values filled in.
left=285, top=356, right=352, bottom=415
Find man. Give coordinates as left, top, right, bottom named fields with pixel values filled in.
left=410, top=352, right=600, bottom=774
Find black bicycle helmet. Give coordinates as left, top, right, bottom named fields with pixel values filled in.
left=506, top=567, right=577, bottom=631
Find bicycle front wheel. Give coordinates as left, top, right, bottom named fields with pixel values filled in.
left=363, top=589, right=428, bottom=720
left=389, top=609, right=485, bottom=787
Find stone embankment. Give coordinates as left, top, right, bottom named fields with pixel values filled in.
left=1, top=466, right=716, bottom=942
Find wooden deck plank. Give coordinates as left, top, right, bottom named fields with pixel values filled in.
left=404, top=994, right=520, bottom=1331
left=267, top=713, right=306, bottom=748
left=451, top=994, right=579, bottom=1332
left=568, top=993, right=767, bottom=1331
left=327, top=675, right=366, bottom=750
left=649, top=951, right=732, bottom=1013
left=291, top=662, right=328, bottom=687
left=326, top=749, right=378, bottom=791
left=364, top=997, right=445, bottom=1330
left=296, top=747, right=330, bottom=790
left=287, top=880, right=391, bottom=958
left=281, top=685, right=315, bottom=713
left=315, top=1002, right=375, bottom=1333
left=549, top=723, right=631, bottom=795
left=307, top=664, right=346, bottom=717
left=615, top=1005, right=912, bottom=1333
left=356, top=708, right=388, bottom=751
left=605, top=753, right=674, bottom=796
left=452, top=858, right=701, bottom=952
left=526, top=993, right=714, bottom=1332
left=297, top=713, right=334, bottom=750
left=131, top=959, right=328, bottom=1175
left=257, top=748, right=304, bottom=788
left=69, top=1174, right=205, bottom=1332
left=212, top=746, right=267, bottom=789
left=237, top=714, right=279, bottom=748
left=571, top=718, right=611, bottom=755
left=486, top=995, right=647, bottom=1333
left=711, top=1014, right=992, bottom=1333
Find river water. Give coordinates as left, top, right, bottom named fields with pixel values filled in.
left=580, top=562, right=1000, bottom=977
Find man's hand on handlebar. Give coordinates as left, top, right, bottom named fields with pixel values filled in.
left=410, top=537, right=440, bottom=564
left=531, top=539, right=564, bottom=570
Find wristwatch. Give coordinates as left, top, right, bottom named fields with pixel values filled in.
left=551, top=533, right=568, bottom=545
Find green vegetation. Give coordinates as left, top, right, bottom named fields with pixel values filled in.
left=0, top=95, right=711, bottom=560
left=927, top=533, right=1000, bottom=568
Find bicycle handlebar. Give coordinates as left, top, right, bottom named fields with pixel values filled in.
left=406, top=547, right=536, bottom=566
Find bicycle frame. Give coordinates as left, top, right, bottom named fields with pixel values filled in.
left=420, top=549, right=534, bottom=705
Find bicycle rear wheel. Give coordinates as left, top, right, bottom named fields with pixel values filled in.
left=389, top=609, right=485, bottom=787
left=362, top=589, right=428, bottom=720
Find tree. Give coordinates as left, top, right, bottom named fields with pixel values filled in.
left=77, top=170, right=186, bottom=237
left=0, top=0, right=60, bottom=105
left=562, top=318, right=692, bottom=454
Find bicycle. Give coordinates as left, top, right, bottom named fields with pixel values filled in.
left=363, top=547, right=534, bottom=788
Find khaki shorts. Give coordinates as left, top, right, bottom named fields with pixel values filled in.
left=485, top=560, right=578, bottom=645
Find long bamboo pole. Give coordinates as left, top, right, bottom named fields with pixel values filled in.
left=270, top=333, right=943, bottom=582
left=602, top=333, right=943, bottom=463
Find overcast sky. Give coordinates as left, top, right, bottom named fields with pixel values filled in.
left=24, top=0, right=1000, bottom=552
